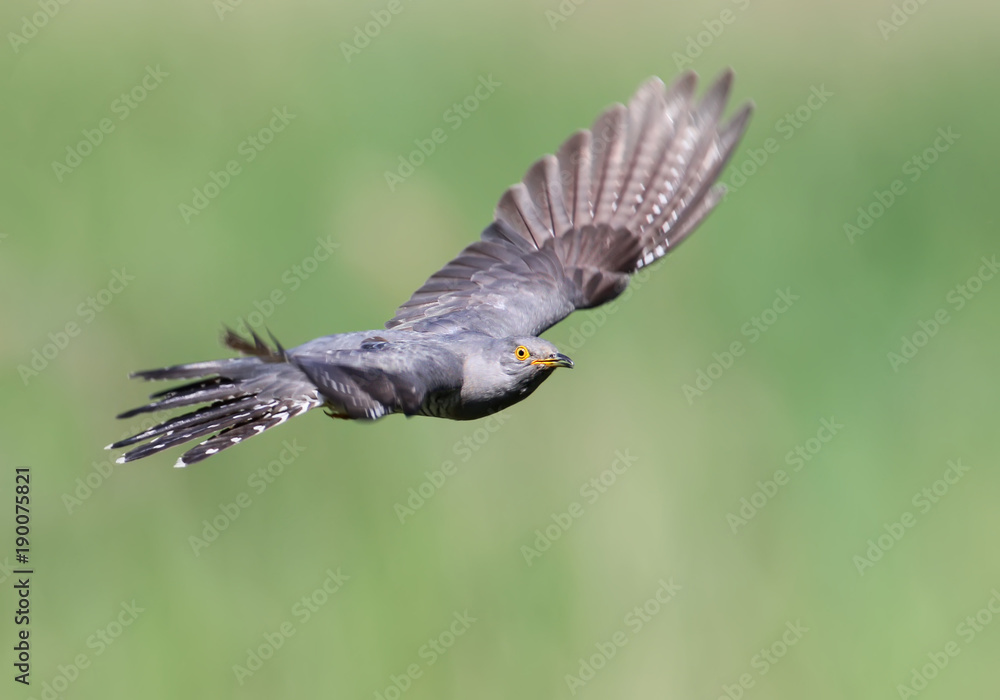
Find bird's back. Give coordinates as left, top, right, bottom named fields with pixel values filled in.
left=291, top=329, right=469, bottom=419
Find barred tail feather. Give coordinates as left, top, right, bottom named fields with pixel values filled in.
left=108, top=332, right=321, bottom=467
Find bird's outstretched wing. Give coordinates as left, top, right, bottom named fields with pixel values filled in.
left=386, top=70, right=752, bottom=338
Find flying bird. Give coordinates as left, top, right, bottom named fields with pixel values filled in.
left=109, top=70, right=752, bottom=467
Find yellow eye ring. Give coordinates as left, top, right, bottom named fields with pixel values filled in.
left=514, top=345, right=530, bottom=361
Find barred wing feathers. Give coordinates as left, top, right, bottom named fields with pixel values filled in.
left=386, top=70, right=752, bottom=338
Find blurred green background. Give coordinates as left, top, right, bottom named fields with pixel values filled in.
left=2, top=0, right=999, bottom=698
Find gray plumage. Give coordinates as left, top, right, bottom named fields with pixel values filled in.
left=109, top=70, right=752, bottom=467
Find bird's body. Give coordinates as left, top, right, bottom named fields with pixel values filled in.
left=109, top=70, right=752, bottom=467
left=290, top=329, right=564, bottom=420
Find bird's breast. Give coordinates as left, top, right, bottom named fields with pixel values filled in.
left=417, top=389, right=464, bottom=419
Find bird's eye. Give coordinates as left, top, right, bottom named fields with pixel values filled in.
left=514, top=345, right=530, bottom=361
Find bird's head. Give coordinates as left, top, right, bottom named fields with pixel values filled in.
left=499, top=337, right=574, bottom=376
left=460, top=336, right=574, bottom=413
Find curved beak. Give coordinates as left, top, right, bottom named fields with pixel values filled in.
left=531, top=353, right=574, bottom=369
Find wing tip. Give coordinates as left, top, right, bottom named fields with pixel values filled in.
left=731, top=100, right=755, bottom=128
left=631, top=76, right=666, bottom=105
left=666, top=70, right=699, bottom=101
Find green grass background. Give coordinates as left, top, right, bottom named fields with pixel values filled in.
left=2, top=0, right=999, bottom=698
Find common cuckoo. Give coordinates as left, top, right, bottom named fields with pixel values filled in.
left=109, top=70, right=752, bottom=467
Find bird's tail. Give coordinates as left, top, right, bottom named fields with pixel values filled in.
left=108, top=329, right=321, bottom=467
